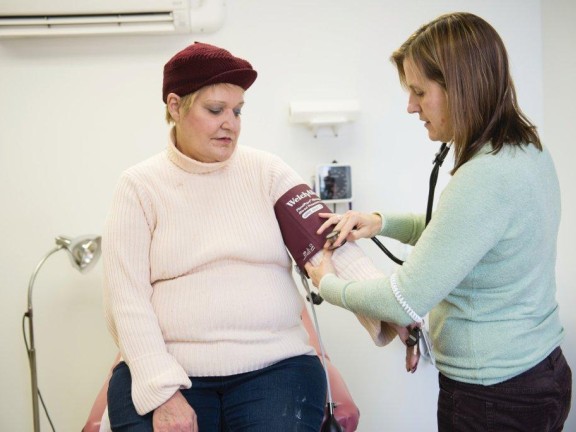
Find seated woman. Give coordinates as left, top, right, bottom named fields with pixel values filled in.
left=101, top=41, right=405, bottom=432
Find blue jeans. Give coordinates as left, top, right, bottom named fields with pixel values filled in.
left=108, top=355, right=327, bottom=432
left=437, top=346, right=572, bottom=431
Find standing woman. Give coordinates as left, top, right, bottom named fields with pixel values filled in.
left=306, top=12, right=572, bottom=432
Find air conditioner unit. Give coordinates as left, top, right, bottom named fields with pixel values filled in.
left=0, top=0, right=225, bottom=38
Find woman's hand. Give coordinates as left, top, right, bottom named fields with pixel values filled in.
left=401, top=324, right=422, bottom=373
left=405, top=342, right=421, bottom=373
left=305, top=249, right=336, bottom=288
left=316, top=211, right=383, bottom=249
left=387, top=323, right=420, bottom=373
left=153, top=391, right=197, bottom=432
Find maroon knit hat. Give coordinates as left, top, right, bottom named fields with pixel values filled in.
left=162, top=42, right=257, bottom=103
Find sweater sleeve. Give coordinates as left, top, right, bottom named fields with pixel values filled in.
left=319, top=160, right=513, bottom=326
left=265, top=153, right=397, bottom=346
left=103, top=172, right=191, bottom=415
left=377, top=212, right=426, bottom=246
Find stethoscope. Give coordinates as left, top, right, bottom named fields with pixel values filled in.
left=371, top=142, right=451, bottom=264
left=296, top=142, right=451, bottom=432
left=312, top=141, right=452, bottom=294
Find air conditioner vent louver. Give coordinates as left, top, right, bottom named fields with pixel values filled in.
left=0, top=0, right=226, bottom=38
left=0, top=12, right=189, bottom=36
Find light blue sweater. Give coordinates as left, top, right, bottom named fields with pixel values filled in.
left=320, top=144, right=565, bottom=385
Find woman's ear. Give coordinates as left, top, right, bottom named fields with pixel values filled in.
left=166, top=93, right=181, bottom=121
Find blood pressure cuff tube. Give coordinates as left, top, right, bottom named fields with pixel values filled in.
left=273, top=184, right=334, bottom=276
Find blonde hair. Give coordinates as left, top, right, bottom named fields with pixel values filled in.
left=391, top=12, right=541, bottom=173
left=165, top=92, right=197, bottom=124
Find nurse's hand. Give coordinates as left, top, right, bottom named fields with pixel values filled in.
left=305, top=249, right=336, bottom=288
left=402, top=324, right=422, bottom=373
left=316, top=211, right=383, bottom=249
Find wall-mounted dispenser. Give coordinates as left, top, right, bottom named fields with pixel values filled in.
left=289, top=100, right=360, bottom=137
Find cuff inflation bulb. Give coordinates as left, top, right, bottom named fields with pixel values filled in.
left=325, top=230, right=346, bottom=250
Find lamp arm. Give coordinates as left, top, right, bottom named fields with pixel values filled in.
left=27, top=246, right=64, bottom=311
left=25, top=245, right=64, bottom=432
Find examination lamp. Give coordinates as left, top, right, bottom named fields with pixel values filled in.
left=23, top=235, right=102, bottom=432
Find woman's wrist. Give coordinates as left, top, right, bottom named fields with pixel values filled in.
left=371, top=212, right=384, bottom=236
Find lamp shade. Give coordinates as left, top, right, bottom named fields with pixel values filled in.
left=55, top=235, right=101, bottom=272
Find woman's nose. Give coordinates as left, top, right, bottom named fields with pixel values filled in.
left=221, top=110, right=240, bottom=130
left=407, top=96, right=420, bottom=114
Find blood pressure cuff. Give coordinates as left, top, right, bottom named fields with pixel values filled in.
left=273, top=184, right=333, bottom=275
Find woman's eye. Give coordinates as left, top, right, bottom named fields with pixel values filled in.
left=208, top=108, right=222, bottom=115
left=233, top=109, right=242, bottom=117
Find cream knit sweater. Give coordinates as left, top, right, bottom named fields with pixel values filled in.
left=103, top=134, right=391, bottom=415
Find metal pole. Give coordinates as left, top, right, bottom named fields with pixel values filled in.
left=26, top=246, right=63, bottom=432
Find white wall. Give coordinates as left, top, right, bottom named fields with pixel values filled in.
left=542, top=1, right=576, bottom=429
left=1, top=1, right=573, bottom=431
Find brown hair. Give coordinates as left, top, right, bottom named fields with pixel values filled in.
left=391, top=12, right=541, bottom=173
